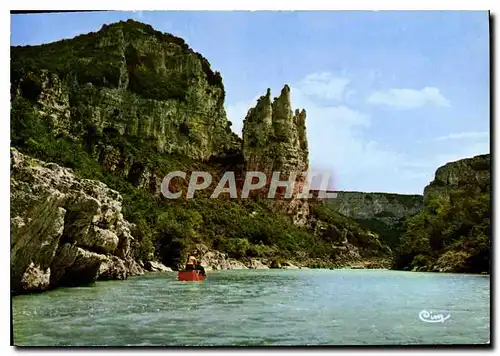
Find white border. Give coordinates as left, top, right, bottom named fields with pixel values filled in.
left=3, top=1, right=497, bottom=355
left=5, top=1, right=499, bottom=10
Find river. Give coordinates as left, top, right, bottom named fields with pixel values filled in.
left=12, top=269, right=490, bottom=346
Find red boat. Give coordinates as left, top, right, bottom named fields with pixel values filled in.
left=177, top=270, right=206, bottom=282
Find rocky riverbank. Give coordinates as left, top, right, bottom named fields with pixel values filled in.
left=194, top=243, right=390, bottom=271
left=10, top=148, right=177, bottom=294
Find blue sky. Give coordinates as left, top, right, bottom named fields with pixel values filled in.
left=11, top=11, right=490, bottom=194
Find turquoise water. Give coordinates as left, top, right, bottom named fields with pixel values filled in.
left=12, top=269, right=490, bottom=346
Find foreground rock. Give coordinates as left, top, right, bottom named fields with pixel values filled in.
left=280, top=261, right=299, bottom=269
left=247, top=259, right=270, bottom=269
left=144, top=261, right=173, bottom=272
left=10, top=148, right=145, bottom=294
left=195, top=244, right=249, bottom=271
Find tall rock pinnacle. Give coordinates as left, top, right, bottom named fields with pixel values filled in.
left=241, top=85, right=310, bottom=225
left=242, top=85, right=308, bottom=176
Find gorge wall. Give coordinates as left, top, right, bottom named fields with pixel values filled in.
left=423, top=154, right=490, bottom=203
left=11, top=20, right=240, bottom=160
left=324, top=192, right=423, bottom=248
left=394, top=154, right=491, bottom=273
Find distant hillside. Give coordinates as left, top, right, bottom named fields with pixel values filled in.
left=319, top=191, right=423, bottom=248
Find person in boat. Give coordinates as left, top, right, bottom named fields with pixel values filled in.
left=195, top=261, right=206, bottom=276
left=184, top=254, right=197, bottom=271
left=184, top=252, right=206, bottom=276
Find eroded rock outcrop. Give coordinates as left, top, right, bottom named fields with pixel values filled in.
left=242, top=86, right=310, bottom=226
left=247, top=259, right=270, bottom=269
left=10, top=148, right=146, bottom=294
left=242, top=86, right=308, bottom=176
left=143, top=261, right=173, bottom=272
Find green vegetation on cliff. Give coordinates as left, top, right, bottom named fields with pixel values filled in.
left=11, top=20, right=223, bottom=100
left=11, top=20, right=238, bottom=162
left=352, top=217, right=405, bottom=249
left=393, top=155, right=490, bottom=273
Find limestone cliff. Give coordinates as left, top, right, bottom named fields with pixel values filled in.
left=242, top=86, right=309, bottom=225
left=11, top=20, right=240, bottom=197
left=242, top=86, right=308, bottom=175
left=10, top=148, right=146, bottom=294
left=423, top=154, right=490, bottom=203
left=325, top=192, right=423, bottom=220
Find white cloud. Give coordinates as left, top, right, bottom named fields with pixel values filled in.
left=289, top=85, right=409, bottom=191
left=435, top=131, right=489, bottom=141
left=307, top=105, right=370, bottom=128
left=345, top=90, right=356, bottom=102
left=298, top=72, right=351, bottom=101
left=367, top=87, right=451, bottom=109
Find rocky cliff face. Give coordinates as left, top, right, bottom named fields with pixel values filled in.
left=242, top=86, right=308, bottom=176
left=423, top=154, right=490, bottom=203
left=242, top=86, right=310, bottom=225
left=394, top=154, right=491, bottom=273
left=10, top=148, right=146, bottom=294
left=321, top=191, right=422, bottom=248
left=11, top=20, right=240, bottom=197
left=325, top=191, right=423, bottom=221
